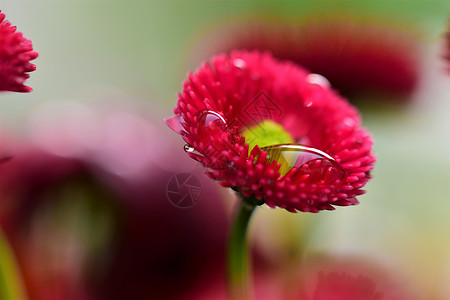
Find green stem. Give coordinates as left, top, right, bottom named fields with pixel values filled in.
left=0, top=226, right=27, bottom=300
left=227, top=197, right=257, bottom=300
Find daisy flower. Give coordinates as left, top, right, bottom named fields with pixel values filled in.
left=195, top=16, right=421, bottom=100
left=166, top=50, right=375, bottom=213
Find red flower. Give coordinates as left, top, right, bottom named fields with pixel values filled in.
left=184, top=255, right=415, bottom=299
left=167, top=51, right=375, bottom=213
left=445, top=18, right=450, bottom=72
left=312, top=272, right=382, bottom=300
left=0, top=106, right=228, bottom=300
left=0, top=10, right=38, bottom=93
left=196, top=17, right=421, bottom=100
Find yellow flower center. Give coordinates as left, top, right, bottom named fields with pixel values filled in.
left=242, top=120, right=294, bottom=154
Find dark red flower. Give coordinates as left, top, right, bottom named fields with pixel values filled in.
left=167, top=51, right=375, bottom=213
left=445, top=18, right=450, bottom=72
left=195, top=17, right=422, bottom=100
left=184, top=255, right=415, bottom=299
left=297, top=255, right=416, bottom=300
left=0, top=10, right=38, bottom=93
left=0, top=106, right=228, bottom=300
left=312, top=272, right=382, bottom=300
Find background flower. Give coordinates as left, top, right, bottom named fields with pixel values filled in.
left=191, top=15, right=423, bottom=103
left=444, top=17, right=450, bottom=72
left=0, top=100, right=229, bottom=299
left=183, top=254, right=415, bottom=299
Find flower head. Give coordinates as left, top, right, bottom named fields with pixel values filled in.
left=445, top=17, right=450, bottom=72
left=167, top=51, right=375, bottom=213
left=0, top=10, right=38, bottom=93
left=195, top=16, right=422, bottom=100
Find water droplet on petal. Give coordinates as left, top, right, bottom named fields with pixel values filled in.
left=184, top=143, right=194, bottom=153
left=183, top=143, right=207, bottom=158
left=184, top=144, right=208, bottom=165
left=197, top=110, right=227, bottom=135
left=261, top=144, right=346, bottom=184
left=343, top=117, right=356, bottom=127
left=233, top=58, right=247, bottom=69
left=306, top=73, right=330, bottom=88
left=183, top=112, right=228, bottom=161
left=164, top=115, right=185, bottom=134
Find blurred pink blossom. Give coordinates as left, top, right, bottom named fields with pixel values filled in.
left=0, top=100, right=228, bottom=299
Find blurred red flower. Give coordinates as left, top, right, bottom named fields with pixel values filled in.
left=195, top=16, right=422, bottom=101
left=298, top=255, right=416, bottom=300
left=0, top=103, right=228, bottom=300
left=445, top=18, right=450, bottom=72
left=184, top=255, right=415, bottom=299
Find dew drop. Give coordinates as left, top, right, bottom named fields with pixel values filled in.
left=306, top=73, right=330, bottom=88
left=184, top=143, right=194, bottom=153
left=233, top=58, right=247, bottom=69
left=342, top=117, right=356, bottom=128
left=181, top=111, right=228, bottom=158
left=183, top=143, right=206, bottom=159
left=261, top=143, right=346, bottom=184
left=197, top=110, right=227, bottom=135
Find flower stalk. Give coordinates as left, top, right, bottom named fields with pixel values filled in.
left=227, top=195, right=258, bottom=300
left=0, top=227, right=27, bottom=300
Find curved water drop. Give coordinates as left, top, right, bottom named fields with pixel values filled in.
left=197, top=110, right=227, bottom=134
left=183, top=143, right=195, bottom=153
left=233, top=58, right=247, bottom=69
left=183, top=143, right=207, bottom=159
left=306, top=73, right=330, bottom=88
left=261, top=143, right=346, bottom=184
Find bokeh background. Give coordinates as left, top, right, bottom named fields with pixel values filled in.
left=1, top=1, right=449, bottom=299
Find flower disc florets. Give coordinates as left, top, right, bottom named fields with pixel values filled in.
left=168, top=50, right=375, bottom=212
